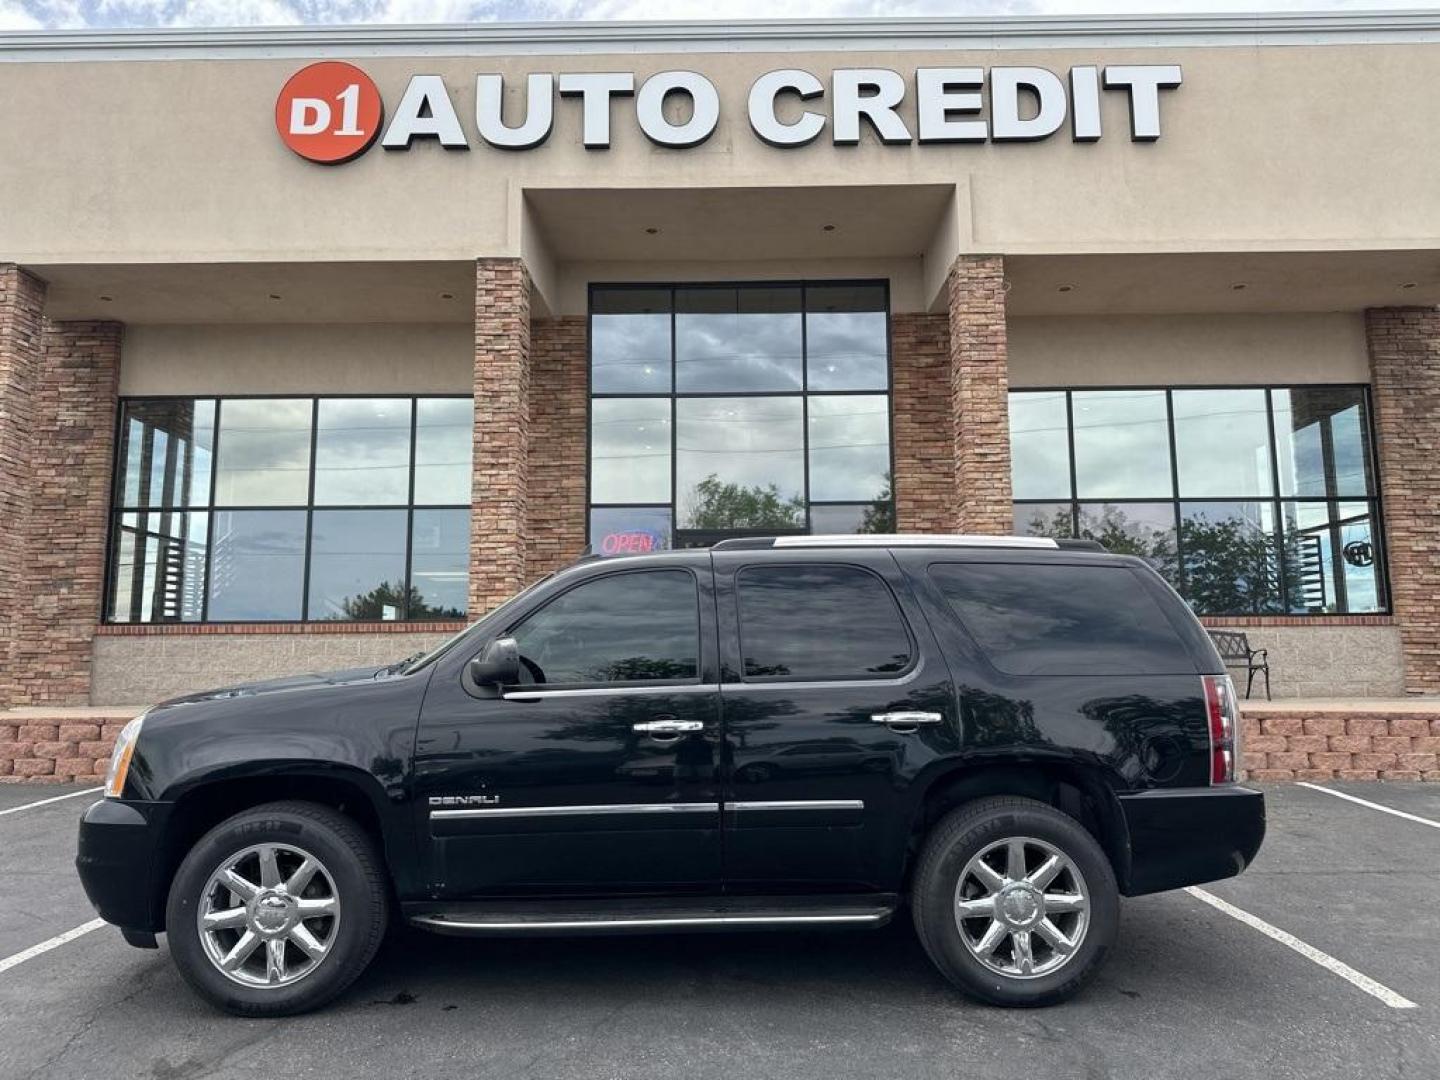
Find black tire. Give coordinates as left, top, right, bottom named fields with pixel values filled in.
left=911, top=796, right=1118, bottom=1008
left=165, top=800, right=389, bottom=1017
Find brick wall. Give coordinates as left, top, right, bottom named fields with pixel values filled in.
left=527, top=316, right=587, bottom=577
left=1365, top=307, right=1440, bottom=694
left=5, top=322, right=121, bottom=705
left=947, top=256, right=1013, bottom=535
left=892, top=312, right=954, bottom=532
left=471, top=259, right=532, bottom=614
left=1243, top=708, right=1440, bottom=781
left=0, top=710, right=137, bottom=782
left=0, top=266, right=47, bottom=705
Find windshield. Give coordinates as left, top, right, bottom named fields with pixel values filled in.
left=399, top=571, right=559, bottom=675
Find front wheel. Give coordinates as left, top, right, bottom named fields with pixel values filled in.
left=165, top=801, right=389, bottom=1016
left=911, top=796, right=1118, bottom=1007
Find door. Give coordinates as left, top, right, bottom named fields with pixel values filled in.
left=713, top=550, right=960, bottom=893
left=412, top=559, right=723, bottom=898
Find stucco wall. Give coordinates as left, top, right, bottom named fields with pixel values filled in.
left=5, top=41, right=1440, bottom=265
left=90, top=631, right=456, bottom=705
left=1008, top=312, right=1369, bottom=387
left=120, top=322, right=473, bottom=395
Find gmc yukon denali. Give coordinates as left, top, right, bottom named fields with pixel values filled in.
left=77, top=534, right=1265, bottom=1015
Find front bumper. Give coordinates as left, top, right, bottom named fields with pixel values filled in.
left=75, top=798, right=172, bottom=933
left=1116, top=785, right=1266, bottom=896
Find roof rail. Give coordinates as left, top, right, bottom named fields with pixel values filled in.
left=710, top=534, right=1103, bottom=552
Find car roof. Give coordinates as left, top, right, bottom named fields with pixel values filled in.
left=571, top=534, right=1106, bottom=571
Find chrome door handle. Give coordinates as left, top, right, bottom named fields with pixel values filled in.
left=870, top=711, right=944, bottom=730
left=633, top=719, right=704, bottom=736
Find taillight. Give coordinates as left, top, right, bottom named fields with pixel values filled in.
left=1202, top=674, right=1239, bottom=784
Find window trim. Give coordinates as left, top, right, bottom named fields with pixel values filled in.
left=498, top=566, right=706, bottom=692
left=732, top=560, right=918, bottom=684
left=1009, top=382, right=1390, bottom=617
left=104, top=393, right=473, bottom=626
left=585, top=279, right=896, bottom=551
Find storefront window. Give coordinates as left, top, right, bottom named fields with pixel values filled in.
left=106, top=396, right=472, bottom=623
left=1011, top=386, right=1386, bottom=615
left=589, top=282, right=894, bottom=550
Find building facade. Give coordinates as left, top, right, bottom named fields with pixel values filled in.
left=1, top=13, right=1439, bottom=707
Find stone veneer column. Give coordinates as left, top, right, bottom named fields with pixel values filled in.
left=8, top=321, right=122, bottom=706
left=947, top=255, right=1013, bottom=534
left=891, top=312, right=955, bottom=532
left=526, top=316, right=588, bottom=577
left=0, top=266, right=47, bottom=706
left=1365, top=307, right=1440, bottom=694
left=470, top=259, right=533, bottom=615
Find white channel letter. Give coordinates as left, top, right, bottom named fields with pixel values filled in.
left=990, top=67, right=1068, bottom=142
left=476, top=73, right=554, bottom=150
left=333, top=83, right=365, bottom=137
left=748, top=69, right=826, bottom=147
left=557, top=72, right=635, bottom=149
left=289, top=98, right=331, bottom=136
left=915, top=68, right=986, bottom=144
left=1104, top=65, right=1183, bottom=141
left=1069, top=66, right=1103, bottom=142
left=381, top=75, right=469, bottom=151
left=635, top=71, right=720, bottom=149
left=831, top=69, right=911, bottom=145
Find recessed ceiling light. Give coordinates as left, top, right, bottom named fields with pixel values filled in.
left=1231, top=283, right=1248, bottom=291
left=98, top=295, right=114, bottom=302
left=645, top=227, right=660, bottom=235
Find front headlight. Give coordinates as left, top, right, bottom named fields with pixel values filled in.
left=104, top=713, right=146, bottom=799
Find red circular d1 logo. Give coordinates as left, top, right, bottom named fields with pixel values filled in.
left=275, top=62, right=383, bottom=164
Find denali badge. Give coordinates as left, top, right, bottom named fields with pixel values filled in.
left=428, top=795, right=502, bottom=807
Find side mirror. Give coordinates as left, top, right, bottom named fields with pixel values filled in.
left=468, top=637, right=521, bottom=688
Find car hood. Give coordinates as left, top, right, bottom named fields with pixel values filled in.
left=153, top=664, right=396, bottom=708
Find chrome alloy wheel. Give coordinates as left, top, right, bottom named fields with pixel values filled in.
left=953, top=836, right=1090, bottom=980
left=197, top=843, right=341, bottom=989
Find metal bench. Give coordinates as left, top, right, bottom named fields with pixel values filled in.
left=1208, top=630, right=1271, bottom=700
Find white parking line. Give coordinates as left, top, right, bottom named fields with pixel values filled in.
left=0, top=919, right=106, bottom=977
left=1186, top=887, right=1417, bottom=1010
left=0, top=787, right=102, bottom=818
left=1296, top=782, right=1440, bottom=831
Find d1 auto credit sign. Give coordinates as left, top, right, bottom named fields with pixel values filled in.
left=275, top=61, right=384, bottom=164
left=275, top=61, right=1182, bottom=164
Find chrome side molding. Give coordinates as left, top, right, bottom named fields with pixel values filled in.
left=430, top=798, right=865, bottom=819
left=430, top=802, right=715, bottom=820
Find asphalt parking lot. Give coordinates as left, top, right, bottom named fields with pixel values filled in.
left=0, top=782, right=1436, bottom=1080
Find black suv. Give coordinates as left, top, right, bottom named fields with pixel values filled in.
left=77, top=534, right=1265, bottom=1016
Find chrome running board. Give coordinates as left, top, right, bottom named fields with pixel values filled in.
left=404, top=895, right=896, bottom=936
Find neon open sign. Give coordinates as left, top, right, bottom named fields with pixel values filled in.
left=601, top=530, right=665, bottom=555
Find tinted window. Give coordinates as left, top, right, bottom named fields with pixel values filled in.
left=930, top=562, right=1194, bottom=677
left=214, top=398, right=313, bottom=506
left=737, top=564, right=911, bottom=680
left=510, top=570, right=699, bottom=685
left=307, top=509, right=408, bottom=621
left=314, top=398, right=410, bottom=505
left=206, top=510, right=307, bottom=621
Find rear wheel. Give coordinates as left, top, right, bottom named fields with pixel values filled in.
left=911, top=796, right=1118, bottom=1007
left=166, top=801, right=389, bottom=1016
